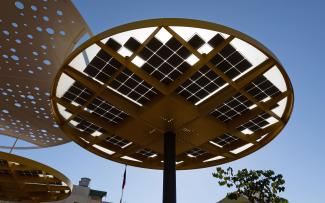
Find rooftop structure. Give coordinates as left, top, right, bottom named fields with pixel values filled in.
left=51, top=177, right=108, bottom=203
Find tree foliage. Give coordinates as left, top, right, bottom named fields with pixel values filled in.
left=213, top=167, right=288, bottom=203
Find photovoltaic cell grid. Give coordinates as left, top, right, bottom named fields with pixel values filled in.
left=71, top=116, right=105, bottom=135
left=209, top=35, right=253, bottom=79
left=137, top=149, right=157, bottom=157
left=62, top=82, right=93, bottom=106
left=16, top=170, right=43, bottom=177
left=186, top=148, right=206, bottom=157
left=210, top=93, right=254, bottom=122
left=62, top=82, right=128, bottom=125
left=211, top=133, right=239, bottom=147
left=106, top=135, right=131, bottom=148
left=177, top=65, right=226, bottom=104
left=245, top=75, right=281, bottom=101
left=81, top=37, right=159, bottom=106
left=128, top=36, right=192, bottom=85
left=237, top=112, right=273, bottom=133
left=84, top=38, right=123, bottom=84
left=109, top=69, right=159, bottom=105
left=86, top=97, right=128, bottom=124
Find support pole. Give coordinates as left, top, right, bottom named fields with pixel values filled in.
left=163, top=131, right=176, bottom=203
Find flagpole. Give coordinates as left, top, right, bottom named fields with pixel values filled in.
left=120, top=189, right=124, bottom=203
left=120, top=165, right=127, bottom=203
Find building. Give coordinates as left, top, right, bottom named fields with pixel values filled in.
left=217, top=195, right=250, bottom=203
left=52, top=178, right=109, bottom=203
left=0, top=178, right=109, bottom=203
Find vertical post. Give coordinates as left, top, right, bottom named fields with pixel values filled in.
left=163, top=131, right=176, bottom=203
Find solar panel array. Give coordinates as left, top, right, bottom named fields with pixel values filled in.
left=84, top=39, right=122, bottom=84
left=245, top=75, right=281, bottom=101
left=0, top=154, right=72, bottom=202
left=17, top=170, right=43, bottom=177
left=106, top=135, right=131, bottom=148
left=87, top=97, right=128, bottom=124
left=53, top=21, right=293, bottom=170
left=72, top=116, right=104, bottom=135
left=211, top=133, right=239, bottom=147
left=186, top=148, right=206, bottom=157
left=237, top=112, right=273, bottom=133
left=210, top=93, right=253, bottom=122
left=62, top=82, right=93, bottom=106
left=209, top=35, right=252, bottom=80
left=129, top=36, right=192, bottom=85
left=109, top=69, right=158, bottom=105
left=177, top=65, right=226, bottom=104
left=137, top=148, right=157, bottom=157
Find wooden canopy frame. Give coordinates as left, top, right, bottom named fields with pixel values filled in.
left=51, top=18, right=294, bottom=170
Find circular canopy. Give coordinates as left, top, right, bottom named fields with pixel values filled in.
left=0, top=152, right=72, bottom=202
left=0, top=0, right=91, bottom=147
left=51, top=18, right=294, bottom=170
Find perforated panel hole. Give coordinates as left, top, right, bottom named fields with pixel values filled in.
left=3, top=30, right=10, bottom=35
left=31, top=5, right=37, bottom=11
left=43, top=16, right=50, bottom=22
left=11, top=22, right=18, bottom=28
left=56, top=10, right=63, bottom=16
left=15, top=1, right=24, bottom=10
left=43, top=59, right=51, bottom=65
left=46, top=28, right=54, bottom=35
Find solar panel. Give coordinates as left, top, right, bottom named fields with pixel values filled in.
left=0, top=169, right=11, bottom=176
left=134, top=36, right=192, bottom=85
left=124, top=37, right=141, bottom=52
left=188, top=34, right=205, bottom=49
left=137, top=149, right=157, bottom=158
left=245, top=75, right=281, bottom=101
left=84, top=38, right=123, bottom=84
left=86, top=97, right=128, bottom=124
left=17, top=170, right=43, bottom=177
left=106, top=135, right=131, bottom=148
left=209, top=35, right=252, bottom=80
left=237, top=112, right=272, bottom=133
left=210, top=93, right=254, bottom=122
left=109, top=69, right=158, bottom=105
left=186, top=148, right=206, bottom=157
left=210, top=133, right=239, bottom=147
left=62, top=82, right=93, bottom=106
left=177, top=66, right=226, bottom=104
left=71, top=116, right=105, bottom=135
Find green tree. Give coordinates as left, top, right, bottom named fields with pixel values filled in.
left=213, top=167, right=288, bottom=203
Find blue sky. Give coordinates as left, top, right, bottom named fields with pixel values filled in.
left=1, top=0, right=325, bottom=202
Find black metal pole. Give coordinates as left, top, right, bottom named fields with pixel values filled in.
left=163, top=131, right=176, bottom=203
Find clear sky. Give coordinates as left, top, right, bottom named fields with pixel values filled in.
left=1, top=0, right=325, bottom=202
